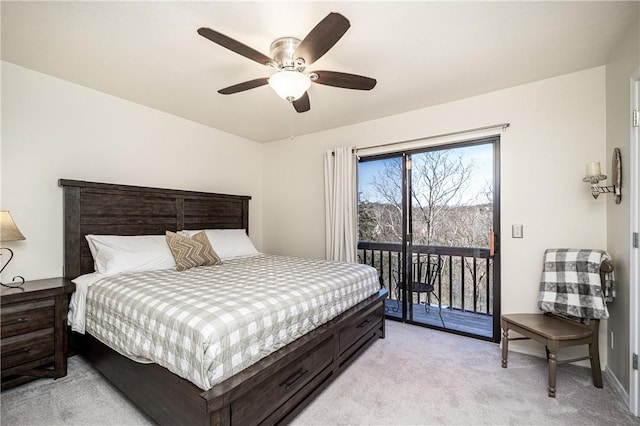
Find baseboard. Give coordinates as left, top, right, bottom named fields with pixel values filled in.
left=605, top=366, right=630, bottom=408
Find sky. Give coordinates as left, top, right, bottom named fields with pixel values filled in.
left=358, top=142, right=494, bottom=206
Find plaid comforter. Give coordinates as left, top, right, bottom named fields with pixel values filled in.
left=84, top=254, right=380, bottom=390
left=537, top=248, right=614, bottom=320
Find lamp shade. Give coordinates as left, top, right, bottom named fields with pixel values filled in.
left=268, top=71, right=311, bottom=102
left=0, top=211, right=25, bottom=242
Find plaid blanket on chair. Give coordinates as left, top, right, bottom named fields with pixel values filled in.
left=537, top=248, right=614, bottom=320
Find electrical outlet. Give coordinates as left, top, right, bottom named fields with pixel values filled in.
left=610, top=331, right=614, bottom=349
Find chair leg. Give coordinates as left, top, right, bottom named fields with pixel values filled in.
left=501, top=327, right=509, bottom=368
left=392, top=286, right=400, bottom=313
left=547, top=350, right=557, bottom=398
left=430, top=292, right=445, bottom=328
left=545, top=346, right=550, bottom=361
left=589, top=342, right=603, bottom=388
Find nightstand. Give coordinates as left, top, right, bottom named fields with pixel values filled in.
left=1, top=277, right=75, bottom=390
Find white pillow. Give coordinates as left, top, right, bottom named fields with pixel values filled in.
left=85, top=234, right=176, bottom=275
left=179, top=229, right=258, bottom=260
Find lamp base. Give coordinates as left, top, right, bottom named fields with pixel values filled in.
left=1, top=276, right=25, bottom=288
left=0, top=247, right=25, bottom=288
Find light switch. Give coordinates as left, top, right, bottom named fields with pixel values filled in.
left=512, top=224, right=523, bottom=238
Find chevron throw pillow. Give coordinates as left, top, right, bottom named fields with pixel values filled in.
left=166, top=230, right=222, bottom=271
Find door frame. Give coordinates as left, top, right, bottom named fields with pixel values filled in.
left=630, top=70, right=639, bottom=417
left=406, top=137, right=501, bottom=341
left=492, top=137, right=502, bottom=341
left=401, top=152, right=410, bottom=323
left=360, top=136, right=501, bottom=341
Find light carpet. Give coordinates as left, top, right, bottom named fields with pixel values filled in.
left=1, top=321, right=637, bottom=425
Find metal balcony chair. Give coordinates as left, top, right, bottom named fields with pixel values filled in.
left=501, top=250, right=614, bottom=398
left=393, top=254, right=445, bottom=328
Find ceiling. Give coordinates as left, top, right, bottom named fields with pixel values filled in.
left=2, top=1, right=638, bottom=143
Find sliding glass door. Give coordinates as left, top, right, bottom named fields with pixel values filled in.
left=357, top=137, right=500, bottom=341
left=358, top=154, right=406, bottom=320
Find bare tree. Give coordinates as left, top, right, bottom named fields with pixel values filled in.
left=410, top=150, right=475, bottom=245
left=365, top=157, right=404, bottom=242
left=360, top=150, right=480, bottom=247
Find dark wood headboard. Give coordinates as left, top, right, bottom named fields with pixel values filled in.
left=59, top=179, right=251, bottom=279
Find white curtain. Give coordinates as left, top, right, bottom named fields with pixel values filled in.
left=324, top=146, right=357, bottom=262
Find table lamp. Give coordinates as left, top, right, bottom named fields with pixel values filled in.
left=0, top=210, right=26, bottom=288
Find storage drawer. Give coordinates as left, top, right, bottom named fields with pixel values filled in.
left=339, top=305, right=382, bottom=353
left=1, top=300, right=55, bottom=338
left=231, top=337, right=334, bottom=426
left=1, top=328, right=55, bottom=371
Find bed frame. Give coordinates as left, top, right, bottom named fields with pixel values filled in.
left=60, top=179, right=386, bottom=426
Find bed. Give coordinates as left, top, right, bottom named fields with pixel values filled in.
left=60, top=179, right=387, bottom=426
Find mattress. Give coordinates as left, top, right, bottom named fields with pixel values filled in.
left=76, top=254, right=380, bottom=390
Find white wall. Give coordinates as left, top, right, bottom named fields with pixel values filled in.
left=1, top=62, right=264, bottom=281
left=263, top=66, right=609, bottom=359
left=1, top=60, right=613, bottom=364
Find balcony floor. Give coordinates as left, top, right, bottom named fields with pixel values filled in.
left=384, top=299, right=493, bottom=338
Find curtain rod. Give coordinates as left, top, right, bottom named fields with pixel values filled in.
left=355, top=122, right=510, bottom=153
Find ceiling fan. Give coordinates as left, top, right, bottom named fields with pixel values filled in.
left=197, top=12, right=377, bottom=113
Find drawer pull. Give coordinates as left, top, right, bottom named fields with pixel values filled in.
left=281, top=369, right=309, bottom=389
left=357, top=319, right=371, bottom=329
left=3, top=317, right=29, bottom=326
left=3, top=346, right=31, bottom=357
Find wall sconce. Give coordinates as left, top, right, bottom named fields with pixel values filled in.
left=582, top=148, right=622, bottom=204
left=0, top=210, right=26, bottom=288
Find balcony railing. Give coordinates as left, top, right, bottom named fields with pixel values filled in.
left=358, top=241, right=493, bottom=317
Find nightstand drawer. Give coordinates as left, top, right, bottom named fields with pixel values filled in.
left=1, top=328, right=55, bottom=371
left=1, top=300, right=55, bottom=338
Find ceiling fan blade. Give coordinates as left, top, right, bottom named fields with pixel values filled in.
left=312, top=71, right=377, bottom=90
left=295, top=13, right=350, bottom=66
left=218, top=78, right=269, bottom=95
left=197, top=27, right=272, bottom=66
left=292, top=92, right=310, bottom=113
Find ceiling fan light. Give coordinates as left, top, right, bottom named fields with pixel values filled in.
left=268, top=71, right=311, bottom=102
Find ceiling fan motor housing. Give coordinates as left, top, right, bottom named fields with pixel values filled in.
left=270, top=37, right=305, bottom=70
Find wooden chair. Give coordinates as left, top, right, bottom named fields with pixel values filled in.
left=501, top=259, right=614, bottom=398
